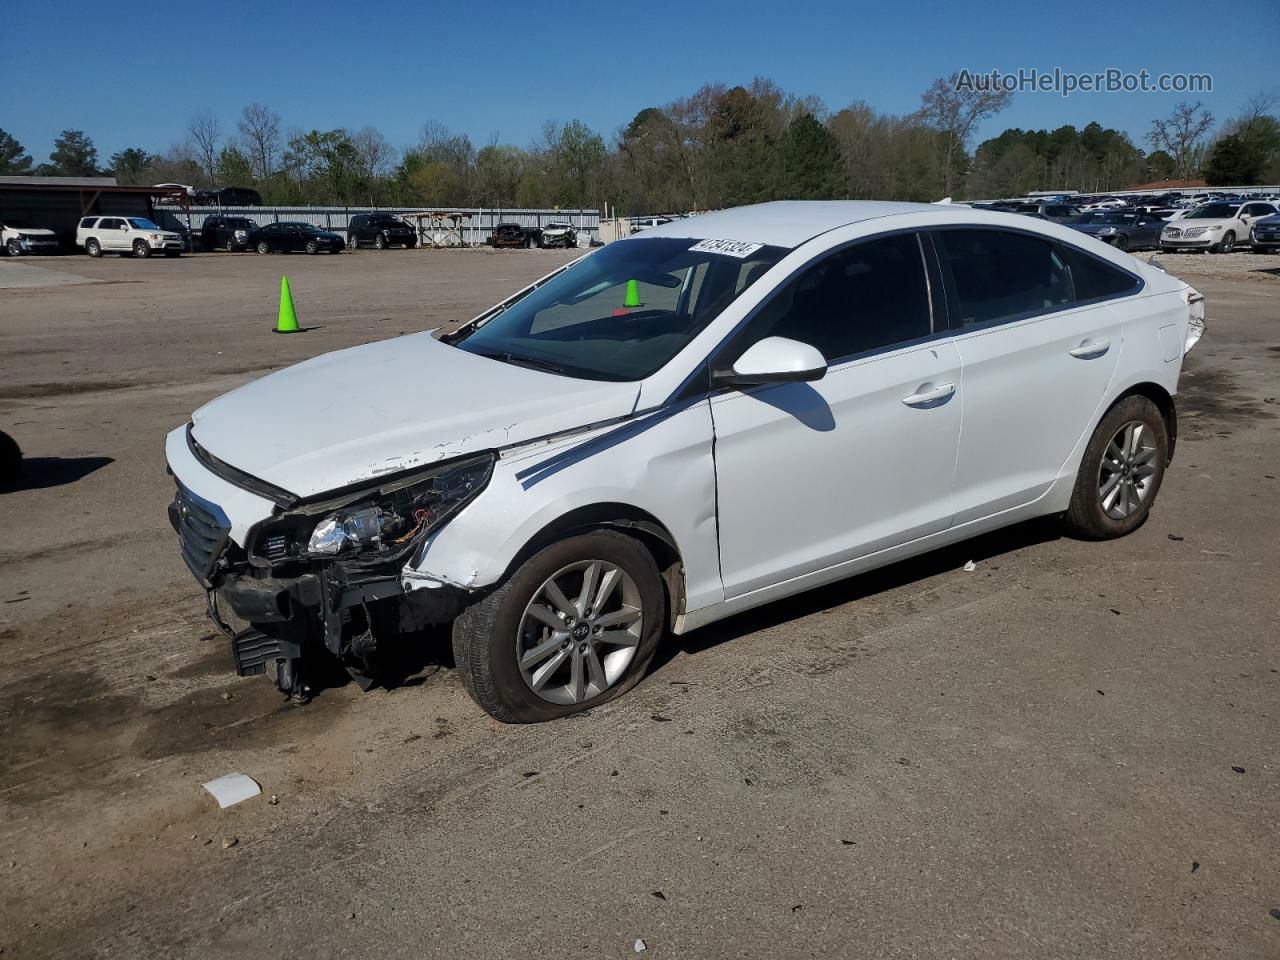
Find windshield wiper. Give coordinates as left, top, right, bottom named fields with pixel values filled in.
left=477, top=350, right=566, bottom=375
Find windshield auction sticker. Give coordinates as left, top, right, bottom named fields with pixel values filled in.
left=689, top=238, right=764, bottom=258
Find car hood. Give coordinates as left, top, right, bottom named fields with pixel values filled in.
left=190, top=333, right=641, bottom=498
left=1071, top=222, right=1130, bottom=234
left=9, top=227, right=56, bottom=237
left=1169, top=217, right=1235, bottom=229
left=1252, top=214, right=1280, bottom=227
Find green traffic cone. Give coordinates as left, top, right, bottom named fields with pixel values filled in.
left=275, top=275, right=300, bottom=333
left=623, top=278, right=642, bottom=308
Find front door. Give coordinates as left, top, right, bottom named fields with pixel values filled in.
left=710, top=231, right=963, bottom=599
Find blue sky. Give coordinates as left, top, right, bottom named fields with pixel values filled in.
left=3, top=0, right=1277, bottom=164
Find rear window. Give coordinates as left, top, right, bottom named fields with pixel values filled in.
left=1057, top=244, right=1141, bottom=302
left=934, top=229, right=1071, bottom=327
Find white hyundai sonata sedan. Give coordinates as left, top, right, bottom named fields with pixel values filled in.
left=166, top=201, right=1205, bottom=721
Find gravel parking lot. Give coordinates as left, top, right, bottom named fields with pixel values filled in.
left=1, top=248, right=1277, bottom=959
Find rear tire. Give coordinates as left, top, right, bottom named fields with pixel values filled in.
left=1112, top=234, right=1129, bottom=252
left=374, top=233, right=386, bottom=250
left=452, top=530, right=665, bottom=723
left=86, top=238, right=102, bottom=257
left=1063, top=395, right=1168, bottom=540
left=305, top=240, right=318, bottom=255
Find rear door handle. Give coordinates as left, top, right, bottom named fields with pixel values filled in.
left=1069, top=338, right=1111, bottom=359
left=901, top=382, right=955, bottom=407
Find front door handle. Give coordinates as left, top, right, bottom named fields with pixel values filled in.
left=901, top=382, right=956, bottom=407
left=1069, top=338, right=1111, bottom=359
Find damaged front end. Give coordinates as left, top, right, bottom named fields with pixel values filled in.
left=169, top=446, right=494, bottom=701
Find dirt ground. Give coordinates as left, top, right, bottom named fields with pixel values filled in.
left=0, top=247, right=1277, bottom=959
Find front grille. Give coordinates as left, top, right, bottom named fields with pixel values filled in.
left=1164, top=228, right=1181, bottom=238
left=174, top=483, right=230, bottom=585
left=1182, top=227, right=1207, bottom=238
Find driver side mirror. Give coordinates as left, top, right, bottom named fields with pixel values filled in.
left=712, top=336, right=828, bottom=387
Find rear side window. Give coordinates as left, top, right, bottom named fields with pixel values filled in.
left=1057, top=244, right=1141, bottom=301
left=739, top=232, right=932, bottom=362
left=80, top=217, right=98, bottom=228
left=933, top=229, right=1071, bottom=328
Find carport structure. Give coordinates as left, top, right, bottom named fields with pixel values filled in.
left=0, top=177, right=184, bottom=249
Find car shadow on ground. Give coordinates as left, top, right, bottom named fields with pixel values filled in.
left=656, top=516, right=1066, bottom=669
left=1, top=455, right=113, bottom=492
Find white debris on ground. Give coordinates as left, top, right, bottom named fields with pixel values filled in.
left=634, top=938, right=647, bottom=953
left=963, top=560, right=977, bottom=572
left=201, top=773, right=262, bottom=809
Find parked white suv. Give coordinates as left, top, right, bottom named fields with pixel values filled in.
left=1160, top=200, right=1279, bottom=253
left=1, top=217, right=61, bottom=256
left=77, top=216, right=184, bottom=258
left=165, top=201, right=1204, bottom=720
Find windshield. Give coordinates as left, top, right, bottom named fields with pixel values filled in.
left=455, top=237, right=788, bottom=381
left=1186, top=204, right=1236, bottom=219
left=1081, top=213, right=1135, bottom=225
left=128, top=218, right=161, bottom=230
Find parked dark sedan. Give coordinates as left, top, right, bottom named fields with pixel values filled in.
left=1012, top=202, right=1082, bottom=223
left=1066, top=211, right=1164, bottom=252
left=1250, top=213, right=1280, bottom=252
left=347, top=213, right=418, bottom=250
left=249, top=222, right=345, bottom=255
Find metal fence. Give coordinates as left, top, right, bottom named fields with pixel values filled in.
left=153, top=205, right=601, bottom=246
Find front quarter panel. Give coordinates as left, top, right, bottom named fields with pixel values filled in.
left=404, top=399, right=722, bottom=616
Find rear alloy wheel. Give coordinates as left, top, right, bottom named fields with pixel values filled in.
left=133, top=239, right=152, bottom=258
left=257, top=240, right=270, bottom=255
left=86, top=238, right=102, bottom=257
left=1214, top=231, right=1235, bottom=254
left=305, top=240, right=319, bottom=255
left=1064, top=395, right=1167, bottom=540
left=453, top=530, right=665, bottom=722
left=347, top=234, right=359, bottom=250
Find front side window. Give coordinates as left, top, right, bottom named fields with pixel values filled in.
left=933, top=229, right=1071, bottom=327
left=99, top=218, right=124, bottom=230
left=455, top=237, right=787, bottom=381
left=732, top=232, right=932, bottom=363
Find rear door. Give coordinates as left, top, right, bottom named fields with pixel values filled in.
left=98, top=218, right=127, bottom=250
left=710, top=231, right=963, bottom=598
left=930, top=228, right=1130, bottom=524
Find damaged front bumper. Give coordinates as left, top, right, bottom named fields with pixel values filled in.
left=166, top=429, right=491, bottom=693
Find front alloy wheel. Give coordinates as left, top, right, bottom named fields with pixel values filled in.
left=453, top=530, right=665, bottom=722
left=305, top=240, right=319, bottom=255
left=133, top=239, right=151, bottom=258
left=517, top=559, right=644, bottom=705
left=257, top=240, right=270, bottom=255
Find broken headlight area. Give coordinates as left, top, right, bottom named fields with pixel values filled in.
left=210, top=453, right=493, bottom=701
left=248, top=452, right=494, bottom=569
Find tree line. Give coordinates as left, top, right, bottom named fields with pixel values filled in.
left=2, top=79, right=1276, bottom=211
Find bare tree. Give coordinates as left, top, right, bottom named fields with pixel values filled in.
left=187, top=111, right=221, bottom=184
left=914, top=73, right=1013, bottom=196
left=351, top=127, right=396, bottom=180
left=237, top=103, right=281, bottom=180
left=1147, top=101, right=1215, bottom=179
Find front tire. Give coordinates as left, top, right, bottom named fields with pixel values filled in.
left=1112, top=234, right=1129, bottom=252
left=1063, top=395, right=1168, bottom=540
left=1213, top=231, right=1235, bottom=254
left=452, top=530, right=665, bottom=722
left=6, top=238, right=22, bottom=257
left=133, top=240, right=152, bottom=258
left=256, top=240, right=270, bottom=255
left=305, top=240, right=319, bottom=255
left=374, top=233, right=386, bottom=250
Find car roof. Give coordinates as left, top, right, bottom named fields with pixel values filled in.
left=634, top=200, right=973, bottom=248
